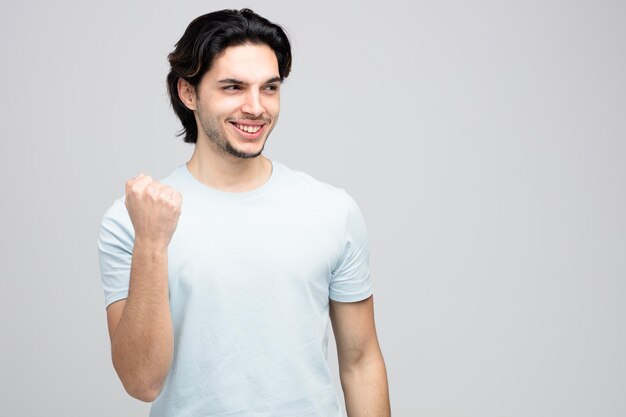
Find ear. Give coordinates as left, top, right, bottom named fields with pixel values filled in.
left=178, top=78, right=197, bottom=111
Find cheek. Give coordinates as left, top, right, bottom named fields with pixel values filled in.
left=264, top=96, right=280, bottom=116
left=209, top=96, right=243, bottom=115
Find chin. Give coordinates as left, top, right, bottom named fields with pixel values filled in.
left=227, top=141, right=266, bottom=159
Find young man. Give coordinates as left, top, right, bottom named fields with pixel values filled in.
left=98, top=8, right=390, bottom=417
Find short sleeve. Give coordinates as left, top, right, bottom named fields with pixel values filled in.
left=97, top=196, right=135, bottom=308
left=329, top=190, right=373, bottom=302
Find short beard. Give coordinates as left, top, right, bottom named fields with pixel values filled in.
left=200, top=118, right=266, bottom=159
left=221, top=136, right=265, bottom=159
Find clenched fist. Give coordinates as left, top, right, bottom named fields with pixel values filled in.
left=125, top=173, right=183, bottom=249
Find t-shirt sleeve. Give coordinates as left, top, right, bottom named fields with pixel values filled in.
left=329, top=190, right=373, bottom=302
left=97, top=196, right=135, bottom=308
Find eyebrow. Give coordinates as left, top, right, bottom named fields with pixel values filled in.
left=217, top=76, right=282, bottom=85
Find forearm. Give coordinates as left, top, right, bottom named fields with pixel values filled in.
left=340, top=352, right=391, bottom=417
left=112, top=239, right=174, bottom=401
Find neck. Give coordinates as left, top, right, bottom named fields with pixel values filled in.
left=186, top=139, right=271, bottom=193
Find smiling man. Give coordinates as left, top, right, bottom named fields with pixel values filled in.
left=97, top=8, right=390, bottom=417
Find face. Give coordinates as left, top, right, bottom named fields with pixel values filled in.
left=186, top=43, right=281, bottom=159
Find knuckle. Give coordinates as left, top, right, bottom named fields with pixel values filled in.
left=132, top=182, right=146, bottom=194
left=160, top=188, right=173, bottom=199
left=147, top=185, right=160, bottom=199
left=129, top=185, right=141, bottom=196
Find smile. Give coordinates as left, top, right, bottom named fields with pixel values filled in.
left=234, top=123, right=262, bottom=133
left=229, top=121, right=267, bottom=139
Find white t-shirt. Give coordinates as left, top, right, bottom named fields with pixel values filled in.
left=97, top=160, right=373, bottom=417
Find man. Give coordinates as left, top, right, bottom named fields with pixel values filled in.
left=98, top=8, right=390, bottom=417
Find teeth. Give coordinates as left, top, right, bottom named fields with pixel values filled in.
left=236, top=124, right=262, bottom=133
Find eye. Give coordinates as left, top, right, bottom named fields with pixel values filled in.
left=263, top=84, right=279, bottom=93
left=223, top=85, right=242, bottom=91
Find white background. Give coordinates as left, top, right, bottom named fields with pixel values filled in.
left=0, top=0, right=624, bottom=415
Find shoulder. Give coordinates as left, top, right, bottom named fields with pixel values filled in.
left=98, top=195, right=133, bottom=246
left=158, top=164, right=187, bottom=189
left=275, top=160, right=354, bottom=207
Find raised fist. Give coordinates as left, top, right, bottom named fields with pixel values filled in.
left=124, top=173, right=183, bottom=249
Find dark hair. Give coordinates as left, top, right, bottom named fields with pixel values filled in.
left=166, top=8, right=292, bottom=143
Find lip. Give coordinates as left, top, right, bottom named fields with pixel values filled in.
left=228, top=121, right=266, bottom=139
left=229, top=120, right=267, bottom=126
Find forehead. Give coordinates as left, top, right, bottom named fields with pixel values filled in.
left=207, top=43, right=279, bottom=83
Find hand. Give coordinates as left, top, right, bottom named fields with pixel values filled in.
left=124, top=173, right=183, bottom=249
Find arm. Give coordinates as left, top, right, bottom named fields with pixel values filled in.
left=106, top=174, right=182, bottom=402
left=330, top=295, right=391, bottom=417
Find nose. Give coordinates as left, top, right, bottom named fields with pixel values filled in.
left=241, top=90, right=265, bottom=117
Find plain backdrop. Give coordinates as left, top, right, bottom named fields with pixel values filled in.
left=1, top=0, right=624, bottom=416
